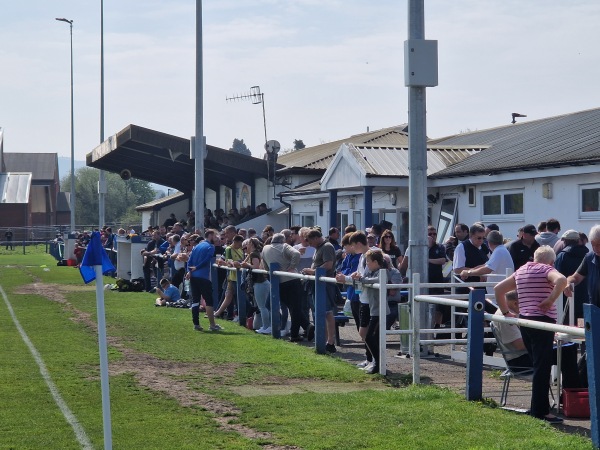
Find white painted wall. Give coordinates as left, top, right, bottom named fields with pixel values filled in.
left=437, top=171, right=600, bottom=241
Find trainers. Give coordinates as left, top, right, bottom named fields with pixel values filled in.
left=365, top=363, right=379, bottom=374
left=356, top=360, right=371, bottom=369
left=194, top=324, right=203, bottom=331
left=280, top=329, right=289, bottom=337
left=257, top=327, right=272, bottom=335
left=306, top=324, right=315, bottom=342
left=542, top=415, right=564, bottom=424
left=325, top=343, right=337, bottom=353
left=209, top=324, right=224, bottom=331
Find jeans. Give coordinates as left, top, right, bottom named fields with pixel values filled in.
left=520, top=314, right=555, bottom=418
left=364, top=316, right=381, bottom=367
left=143, top=265, right=154, bottom=292
left=253, top=280, right=271, bottom=328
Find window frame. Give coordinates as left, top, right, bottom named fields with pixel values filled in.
left=481, top=189, right=524, bottom=220
left=580, top=183, right=600, bottom=218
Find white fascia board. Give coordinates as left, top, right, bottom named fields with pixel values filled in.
left=428, top=164, right=600, bottom=188
left=365, top=177, right=409, bottom=188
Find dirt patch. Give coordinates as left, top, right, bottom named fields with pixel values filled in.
left=13, top=282, right=301, bottom=449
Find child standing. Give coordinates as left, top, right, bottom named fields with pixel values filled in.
left=359, top=249, right=390, bottom=374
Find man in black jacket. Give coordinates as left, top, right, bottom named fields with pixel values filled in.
left=555, top=229, right=590, bottom=321
left=506, top=224, right=540, bottom=270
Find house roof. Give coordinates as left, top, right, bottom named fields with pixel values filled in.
left=348, top=144, right=482, bottom=177
left=429, top=107, right=600, bottom=178
left=276, top=125, right=410, bottom=172
left=3, top=153, right=57, bottom=181
left=136, top=191, right=185, bottom=211
left=86, top=124, right=272, bottom=193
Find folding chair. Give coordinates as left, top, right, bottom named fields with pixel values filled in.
left=491, top=323, right=534, bottom=406
left=490, top=322, right=555, bottom=408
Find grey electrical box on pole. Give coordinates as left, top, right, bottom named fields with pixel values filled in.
left=404, top=39, right=438, bottom=87
left=406, top=1, right=438, bottom=357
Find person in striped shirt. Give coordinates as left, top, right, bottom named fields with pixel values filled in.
left=494, top=245, right=568, bottom=424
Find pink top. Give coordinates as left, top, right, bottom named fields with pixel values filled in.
left=514, top=262, right=557, bottom=320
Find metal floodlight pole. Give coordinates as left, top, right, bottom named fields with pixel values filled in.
left=194, top=0, right=205, bottom=233
left=98, top=0, right=107, bottom=229
left=55, top=18, right=76, bottom=233
left=407, top=1, right=429, bottom=355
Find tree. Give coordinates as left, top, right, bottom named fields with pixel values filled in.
left=229, top=138, right=251, bottom=156
left=293, top=139, right=306, bottom=151
left=61, top=167, right=156, bottom=227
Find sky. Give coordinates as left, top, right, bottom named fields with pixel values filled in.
left=1, top=1, right=600, bottom=168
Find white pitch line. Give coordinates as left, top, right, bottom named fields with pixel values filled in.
left=0, top=285, right=93, bottom=450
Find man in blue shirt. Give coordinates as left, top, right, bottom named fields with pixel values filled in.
left=187, top=229, right=223, bottom=331
left=566, top=224, right=600, bottom=308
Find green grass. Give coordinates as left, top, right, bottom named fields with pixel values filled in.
left=0, top=256, right=594, bottom=449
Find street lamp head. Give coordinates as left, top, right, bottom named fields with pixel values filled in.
left=55, top=18, right=73, bottom=24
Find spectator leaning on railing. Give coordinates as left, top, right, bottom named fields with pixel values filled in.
left=494, top=245, right=568, bottom=425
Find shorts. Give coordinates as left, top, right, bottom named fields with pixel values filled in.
left=225, top=280, right=237, bottom=297
left=324, top=283, right=339, bottom=312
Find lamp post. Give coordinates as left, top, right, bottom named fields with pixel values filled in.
left=55, top=17, right=76, bottom=233
left=98, top=0, right=107, bottom=229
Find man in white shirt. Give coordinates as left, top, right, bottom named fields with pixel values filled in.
left=460, top=230, right=513, bottom=298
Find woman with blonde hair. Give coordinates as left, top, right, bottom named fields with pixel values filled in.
left=495, top=245, right=567, bottom=424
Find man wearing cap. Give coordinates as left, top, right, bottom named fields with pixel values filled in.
left=555, top=229, right=589, bottom=320
left=506, top=224, right=540, bottom=270
left=460, top=230, right=514, bottom=297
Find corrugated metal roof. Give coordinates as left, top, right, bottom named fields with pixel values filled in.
left=430, top=107, right=600, bottom=178
left=0, top=172, right=31, bottom=204
left=136, top=191, right=185, bottom=211
left=277, top=125, right=410, bottom=170
left=349, top=145, right=482, bottom=177
left=3, top=153, right=57, bottom=181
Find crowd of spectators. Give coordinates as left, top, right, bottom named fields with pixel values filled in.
left=97, top=210, right=599, bottom=397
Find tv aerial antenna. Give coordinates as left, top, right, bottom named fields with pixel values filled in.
left=226, top=85, right=268, bottom=147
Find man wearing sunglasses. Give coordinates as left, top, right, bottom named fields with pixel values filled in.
left=452, top=223, right=489, bottom=285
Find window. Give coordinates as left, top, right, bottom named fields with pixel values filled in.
left=436, top=197, right=457, bottom=245
left=336, top=212, right=349, bottom=231
left=581, top=184, right=600, bottom=215
left=371, top=212, right=380, bottom=226
left=353, top=211, right=362, bottom=229
left=301, top=215, right=315, bottom=227
left=482, top=190, right=523, bottom=217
